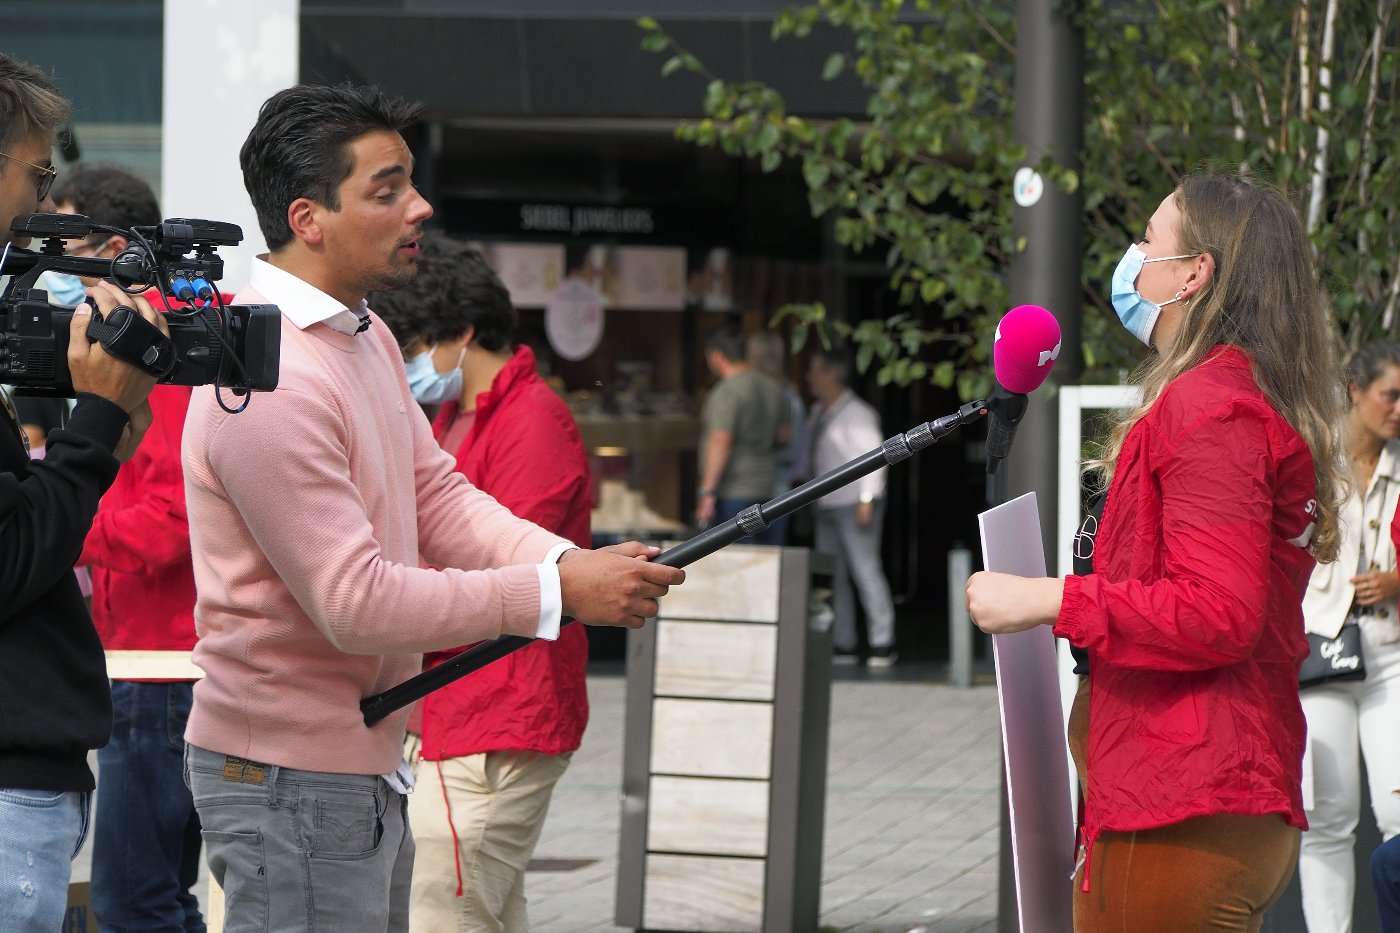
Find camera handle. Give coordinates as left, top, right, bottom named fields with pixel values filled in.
left=84, top=302, right=176, bottom=379
left=359, top=398, right=991, bottom=726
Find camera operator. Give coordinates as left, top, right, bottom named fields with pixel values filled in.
left=0, top=53, right=170, bottom=932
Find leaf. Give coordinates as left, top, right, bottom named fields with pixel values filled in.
left=823, top=53, right=846, bottom=81
left=856, top=342, right=876, bottom=375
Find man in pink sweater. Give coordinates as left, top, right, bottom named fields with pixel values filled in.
left=180, top=84, right=684, bottom=933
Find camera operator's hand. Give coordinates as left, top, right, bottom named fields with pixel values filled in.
left=113, top=400, right=153, bottom=464
left=68, top=282, right=168, bottom=413
left=558, top=542, right=686, bottom=628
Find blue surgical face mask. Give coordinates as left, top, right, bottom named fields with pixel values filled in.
left=1109, top=244, right=1195, bottom=346
left=38, top=270, right=88, bottom=308
left=404, top=344, right=465, bottom=404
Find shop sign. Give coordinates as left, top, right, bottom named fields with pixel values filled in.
left=520, top=203, right=656, bottom=238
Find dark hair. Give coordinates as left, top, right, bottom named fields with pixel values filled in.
left=0, top=53, right=68, bottom=155
left=1346, top=341, right=1400, bottom=397
left=705, top=325, right=747, bottom=364
left=371, top=234, right=516, bottom=351
left=810, top=342, right=852, bottom=384
left=240, top=83, right=423, bottom=250
left=52, top=163, right=160, bottom=232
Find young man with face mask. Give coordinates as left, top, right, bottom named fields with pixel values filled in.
left=38, top=163, right=209, bottom=933
left=374, top=234, right=590, bottom=933
left=181, top=84, right=685, bottom=933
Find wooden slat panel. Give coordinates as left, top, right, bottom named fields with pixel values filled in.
left=656, top=546, right=781, bottom=623
left=643, top=854, right=765, bottom=933
left=650, top=699, right=772, bottom=779
left=647, top=775, right=769, bottom=857
left=655, top=621, right=776, bottom=700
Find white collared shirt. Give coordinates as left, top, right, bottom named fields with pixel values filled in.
left=248, top=256, right=369, bottom=335
left=247, top=255, right=574, bottom=640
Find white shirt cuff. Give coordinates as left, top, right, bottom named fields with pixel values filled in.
left=534, top=543, right=579, bottom=640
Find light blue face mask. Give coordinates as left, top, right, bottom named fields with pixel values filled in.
left=1110, top=244, right=1195, bottom=346
left=404, top=345, right=465, bottom=404
left=38, top=270, right=88, bottom=308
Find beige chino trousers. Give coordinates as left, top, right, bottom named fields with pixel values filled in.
left=405, top=736, right=571, bottom=933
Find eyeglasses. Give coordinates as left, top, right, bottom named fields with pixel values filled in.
left=0, top=151, right=58, bottom=201
left=64, top=238, right=105, bottom=258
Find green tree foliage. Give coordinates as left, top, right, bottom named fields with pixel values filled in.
left=639, top=0, right=1400, bottom=393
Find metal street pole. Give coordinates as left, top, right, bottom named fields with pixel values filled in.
left=1001, top=0, right=1084, bottom=929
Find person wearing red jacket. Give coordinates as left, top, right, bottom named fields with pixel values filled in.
left=57, top=165, right=207, bottom=933
left=966, top=174, right=1347, bottom=931
left=373, top=234, right=590, bottom=933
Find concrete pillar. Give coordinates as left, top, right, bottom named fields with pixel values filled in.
left=161, top=0, right=299, bottom=292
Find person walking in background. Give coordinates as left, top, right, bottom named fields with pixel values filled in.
left=696, top=324, right=789, bottom=542
left=805, top=344, right=898, bottom=668
left=746, top=329, right=806, bottom=546
left=373, top=234, right=591, bottom=933
left=1299, top=341, right=1400, bottom=933
left=967, top=173, right=1346, bottom=930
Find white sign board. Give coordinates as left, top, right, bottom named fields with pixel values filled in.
left=979, top=491, right=1074, bottom=933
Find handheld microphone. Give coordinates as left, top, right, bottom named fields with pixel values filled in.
left=986, top=304, right=1061, bottom=474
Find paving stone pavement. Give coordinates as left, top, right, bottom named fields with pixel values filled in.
left=74, top=664, right=1002, bottom=933
left=526, top=666, right=1002, bottom=933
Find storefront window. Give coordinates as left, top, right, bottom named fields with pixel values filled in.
left=1, top=1, right=164, bottom=187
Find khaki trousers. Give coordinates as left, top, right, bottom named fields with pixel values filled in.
left=1068, top=678, right=1300, bottom=932
left=405, top=739, right=571, bottom=933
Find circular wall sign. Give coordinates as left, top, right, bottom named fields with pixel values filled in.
left=1013, top=167, right=1045, bottom=208
left=545, top=277, right=606, bottom=361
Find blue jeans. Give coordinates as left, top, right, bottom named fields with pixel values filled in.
left=93, top=681, right=204, bottom=933
left=815, top=501, right=896, bottom=653
left=185, top=743, right=414, bottom=933
left=0, top=788, right=91, bottom=933
left=1374, top=835, right=1400, bottom=933
left=715, top=497, right=785, bottom=545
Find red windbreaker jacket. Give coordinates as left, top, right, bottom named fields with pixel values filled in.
left=1054, top=346, right=1316, bottom=861
left=80, top=383, right=196, bottom=658
left=417, top=346, right=591, bottom=759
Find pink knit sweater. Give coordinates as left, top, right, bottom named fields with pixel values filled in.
left=182, top=291, right=567, bottom=774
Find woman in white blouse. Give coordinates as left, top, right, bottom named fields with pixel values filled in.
left=1300, top=340, right=1400, bottom=932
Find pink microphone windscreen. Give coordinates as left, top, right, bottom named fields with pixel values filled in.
left=993, top=305, right=1061, bottom=394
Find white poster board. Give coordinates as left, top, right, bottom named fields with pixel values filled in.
left=979, top=491, right=1074, bottom=933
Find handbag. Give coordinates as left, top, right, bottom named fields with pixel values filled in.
left=1299, top=619, right=1366, bottom=688
left=1300, top=471, right=1389, bottom=689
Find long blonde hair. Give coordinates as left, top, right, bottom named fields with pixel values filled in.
left=1091, top=174, right=1345, bottom=562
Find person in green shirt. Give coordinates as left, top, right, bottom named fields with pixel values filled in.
left=696, top=325, right=789, bottom=543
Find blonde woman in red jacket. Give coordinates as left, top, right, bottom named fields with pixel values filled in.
left=968, top=174, right=1346, bottom=932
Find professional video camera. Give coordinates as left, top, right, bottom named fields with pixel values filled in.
left=0, top=212, right=279, bottom=412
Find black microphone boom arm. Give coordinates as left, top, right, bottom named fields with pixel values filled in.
left=359, top=398, right=990, bottom=726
